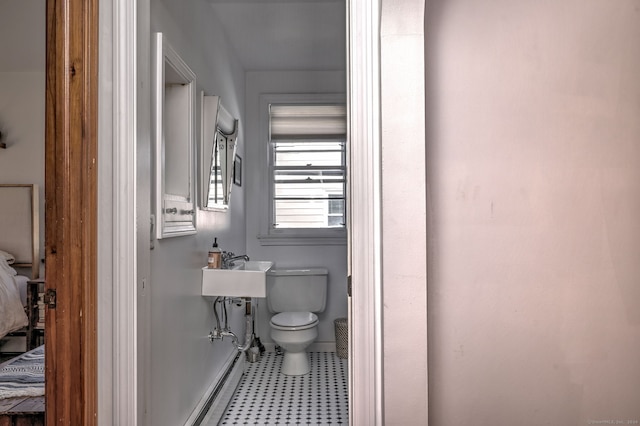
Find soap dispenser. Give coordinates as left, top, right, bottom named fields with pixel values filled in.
left=208, top=238, right=222, bottom=269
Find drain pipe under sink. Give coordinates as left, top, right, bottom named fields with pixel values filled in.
left=218, top=297, right=254, bottom=352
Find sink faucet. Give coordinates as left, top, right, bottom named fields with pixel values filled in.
left=222, top=251, right=250, bottom=269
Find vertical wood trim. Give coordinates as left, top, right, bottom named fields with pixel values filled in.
left=45, top=0, right=98, bottom=424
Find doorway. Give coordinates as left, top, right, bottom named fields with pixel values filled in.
left=106, top=1, right=380, bottom=424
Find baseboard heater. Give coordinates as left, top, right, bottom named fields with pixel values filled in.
left=184, top=351, right=245, bottom=426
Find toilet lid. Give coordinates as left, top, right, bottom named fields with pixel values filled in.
left=271, top=312, right=318, bottom=328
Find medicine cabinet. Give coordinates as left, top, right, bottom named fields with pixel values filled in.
left=152, top=33, right=197, bottom=238
left=201, top=94, right=238, bottom=210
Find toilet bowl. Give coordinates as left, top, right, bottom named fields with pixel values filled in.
left=266, top=268, right=328, bottom=376
left=270, top=312, right=319, bottom=375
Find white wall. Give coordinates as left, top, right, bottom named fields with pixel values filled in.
left=244, top=71, right=348, bottom=347
left=426, top=0, right=640, bottom=424
left=143, top=1, right=247, bottom=424
left=380, top=0, right=428, bottom=422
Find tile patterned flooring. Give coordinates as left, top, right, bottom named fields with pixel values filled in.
left=217, top=352, right=348, bottom=425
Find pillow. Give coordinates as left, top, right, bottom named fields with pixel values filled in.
left=0, top=253, right=17, bottom=277
left=0, top=250, right=15, bottom=265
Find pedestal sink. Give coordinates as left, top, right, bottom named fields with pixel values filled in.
left=201, top=261, right=273, bottom=298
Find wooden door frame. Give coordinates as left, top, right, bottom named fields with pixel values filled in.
left=45, top=0, right=98, bottom=424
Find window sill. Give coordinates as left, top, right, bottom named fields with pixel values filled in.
left=257, top=232, right=347, bottom=246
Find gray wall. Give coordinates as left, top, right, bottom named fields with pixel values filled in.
left=426, top=0, right=640, bottom=424
left=143, top=0, right=247, bottom=424
left=0, top=72, right=44, bottom=239
left=0, top=1, right=44, bottom=73
left=0, top=1, right=45, bottom=263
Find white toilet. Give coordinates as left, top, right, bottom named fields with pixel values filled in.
left=266, top=268, right=328, bottom=376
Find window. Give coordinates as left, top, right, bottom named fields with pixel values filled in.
left=260, top=98, right=347, bottom=245
left=272, top=140, right=345, bottom=228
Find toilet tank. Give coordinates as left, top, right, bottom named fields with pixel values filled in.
left=266, top=268, right=328, bottom=313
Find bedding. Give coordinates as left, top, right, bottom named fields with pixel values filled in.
left=0, top=251, right=15, bottom=265
left=0, top=256, right=29, bottom=340
left=0, top=345, right=44, bottom=400
left=14, top=275, right=29, bottom=307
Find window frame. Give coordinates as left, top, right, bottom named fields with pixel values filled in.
left=258, top=93, right=347, bottom=246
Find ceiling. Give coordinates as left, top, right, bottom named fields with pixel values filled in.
left=0, top=0, right=345, bottom=73
left=207, top=0, right=346, bottom=71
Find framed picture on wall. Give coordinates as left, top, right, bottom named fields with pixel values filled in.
left=233, top=154, right=242, bottom=186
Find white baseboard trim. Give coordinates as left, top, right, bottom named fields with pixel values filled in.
left=263, top=341, right=337, bottom=353
left=184, top=350, right=245, bottom=426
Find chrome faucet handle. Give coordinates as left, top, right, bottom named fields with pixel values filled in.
left=222, top=253, right=250, bottom=269
left=221, top=251, right=235, bottom=269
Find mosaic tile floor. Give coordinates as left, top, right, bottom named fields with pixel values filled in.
left=217, top=352, right=348, bottom=425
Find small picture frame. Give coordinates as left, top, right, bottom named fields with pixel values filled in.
left=233, top=154, right=242, bottom=186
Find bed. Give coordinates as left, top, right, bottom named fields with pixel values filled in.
left=0, top=252, right=29, bottom=342
left=0, top=184, right=41, bottom=354
left=0, top=184, right=44, bottom=424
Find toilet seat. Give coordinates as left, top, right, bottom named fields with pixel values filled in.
left=270, top=312, right=318, bottom=331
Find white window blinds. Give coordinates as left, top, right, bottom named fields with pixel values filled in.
left=269, top=105, right=347, bottom=140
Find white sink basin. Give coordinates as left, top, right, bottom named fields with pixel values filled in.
left=201, top=261, right=273, bottom=298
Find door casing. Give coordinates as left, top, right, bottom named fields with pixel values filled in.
left=347, top=0, right=383, bottom=424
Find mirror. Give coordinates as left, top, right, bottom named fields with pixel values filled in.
left=201, top=94, right=238, bottom=210
left=153, top=33, right=197, bottom=238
